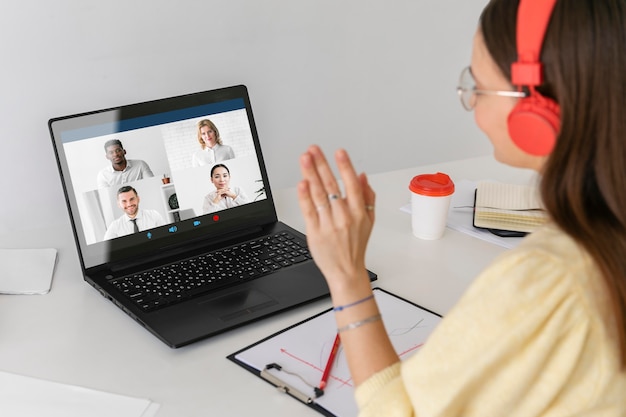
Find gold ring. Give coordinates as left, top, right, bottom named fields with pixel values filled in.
left=365, top=205, right=375, bottom=211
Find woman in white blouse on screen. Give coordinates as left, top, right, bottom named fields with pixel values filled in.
left=191, top=119, right=235, bottom=167
left=202, top=164, right=249, bottom=214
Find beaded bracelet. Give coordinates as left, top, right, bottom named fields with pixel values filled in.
left=332, top=294, right=375, bottom=312
left=337, top=314, right=382, bottom=333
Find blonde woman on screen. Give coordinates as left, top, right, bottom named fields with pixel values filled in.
left=191, top=119, right=235, bottom=167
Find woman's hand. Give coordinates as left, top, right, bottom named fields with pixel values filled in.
left=221, top=188, right=237, bottom=199
left=212, top=192, right=223, bottom=204
left=299, top=146, right=399, bottom=386
left=297, top=145, right=375, bottom=294
left=214, top=187, right=235, bottom=203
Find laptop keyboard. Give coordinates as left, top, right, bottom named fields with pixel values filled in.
left=110, top=231, right=312, bottom=312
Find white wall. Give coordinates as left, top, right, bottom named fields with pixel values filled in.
left=0, top=0, right=489, bottom=234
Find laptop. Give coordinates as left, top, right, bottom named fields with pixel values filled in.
left=49, top=85, right=376, bottom=348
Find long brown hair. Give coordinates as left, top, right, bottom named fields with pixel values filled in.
left=481, top=0, right=626, bottom=367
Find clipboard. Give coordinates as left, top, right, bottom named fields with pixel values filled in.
left=227, top=287, right=442, bottom=417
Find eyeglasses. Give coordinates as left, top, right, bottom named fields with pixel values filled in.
left=456, top=66, right=527, bottom=111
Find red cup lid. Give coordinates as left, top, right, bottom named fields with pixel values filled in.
left=409, top=172, right=455, bottom=196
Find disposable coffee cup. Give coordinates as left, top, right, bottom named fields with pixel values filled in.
left=409, top=172, right=455, bottom=240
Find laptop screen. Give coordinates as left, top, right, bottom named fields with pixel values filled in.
left=50, top=86, right=277, bottom=270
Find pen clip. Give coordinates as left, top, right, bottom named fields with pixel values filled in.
left=261, top=363, right=315, bottom=404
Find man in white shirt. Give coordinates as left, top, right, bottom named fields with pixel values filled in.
left=97, top=139, right=154, bottom=188
left=103, top=186, right=165, bottom=240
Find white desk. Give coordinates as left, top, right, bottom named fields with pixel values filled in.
left=0, top=155, right=535, bottom=416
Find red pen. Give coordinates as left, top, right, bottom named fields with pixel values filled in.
left=315, top=333, right=341, bottom=397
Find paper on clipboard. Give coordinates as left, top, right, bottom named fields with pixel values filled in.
left=228, top=288, right=442, bottom=417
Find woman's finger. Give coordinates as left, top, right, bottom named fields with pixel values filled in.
left=334, top=149, right=365, bottom=211
left=359, top=173, right=376, bottom=222
left=301, top=146, right=348, bottom=228
left=306, top=145, right=353, bottom=229
left=297, top=179, right=320, bottom=230
left=308, top=145, right=343, bottom=200
left=334, top=149, right=375, bottom=224
left=299, top=151, right=332, bottom=220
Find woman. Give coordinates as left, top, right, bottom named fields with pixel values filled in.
left=192, top=119, right=235, bottom=167
left=297, top=0, right=626, bottom=415
left=202, top=164, right=249, bottom=214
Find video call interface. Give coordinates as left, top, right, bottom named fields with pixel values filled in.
left=59, top=98, right=267, bottom=251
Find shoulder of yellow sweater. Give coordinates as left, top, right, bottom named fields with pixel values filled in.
left=486, top=223, right=589, bottom=279
left=519, top=223, right=585, bottom=258
left=490, top=222, right=609, bottom=320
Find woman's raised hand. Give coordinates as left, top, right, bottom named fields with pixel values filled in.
left=297, top=145, right=376, bottom=293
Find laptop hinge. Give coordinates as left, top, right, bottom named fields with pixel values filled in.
left=108, top=225, right=264, bottom=274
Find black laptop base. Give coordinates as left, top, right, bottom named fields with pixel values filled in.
left=89, top=221, right=376, bottom=348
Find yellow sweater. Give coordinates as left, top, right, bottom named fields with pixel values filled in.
left=355, top=224, right=626, bottom=416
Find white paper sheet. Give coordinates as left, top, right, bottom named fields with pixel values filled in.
left=0, top=371, right=159, bottom=417
left=0, top=248, right=58, bottom=294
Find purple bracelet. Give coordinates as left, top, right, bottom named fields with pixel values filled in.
left=333, top=294, right=375, bottom=312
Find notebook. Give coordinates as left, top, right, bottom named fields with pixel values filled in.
left=472, top=181, right=547, bottom=237
left=49, top=85, right=376, bottom=348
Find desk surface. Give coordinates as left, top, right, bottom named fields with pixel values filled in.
left=0, top=155, right=535, bottom=416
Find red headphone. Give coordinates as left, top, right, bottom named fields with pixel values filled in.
left=508, top=0, right=560, bottom=156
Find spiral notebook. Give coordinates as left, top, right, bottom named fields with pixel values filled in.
left=473, top=181, right=547, bottom=236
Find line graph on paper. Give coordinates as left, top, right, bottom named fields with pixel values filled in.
left=234, top=289, right=442, bottom=417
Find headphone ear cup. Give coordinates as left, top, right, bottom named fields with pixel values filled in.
left=507, top=94, right=561, bottom=156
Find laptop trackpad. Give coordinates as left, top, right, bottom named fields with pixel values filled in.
left=197, top=289, right=278, bottom=322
